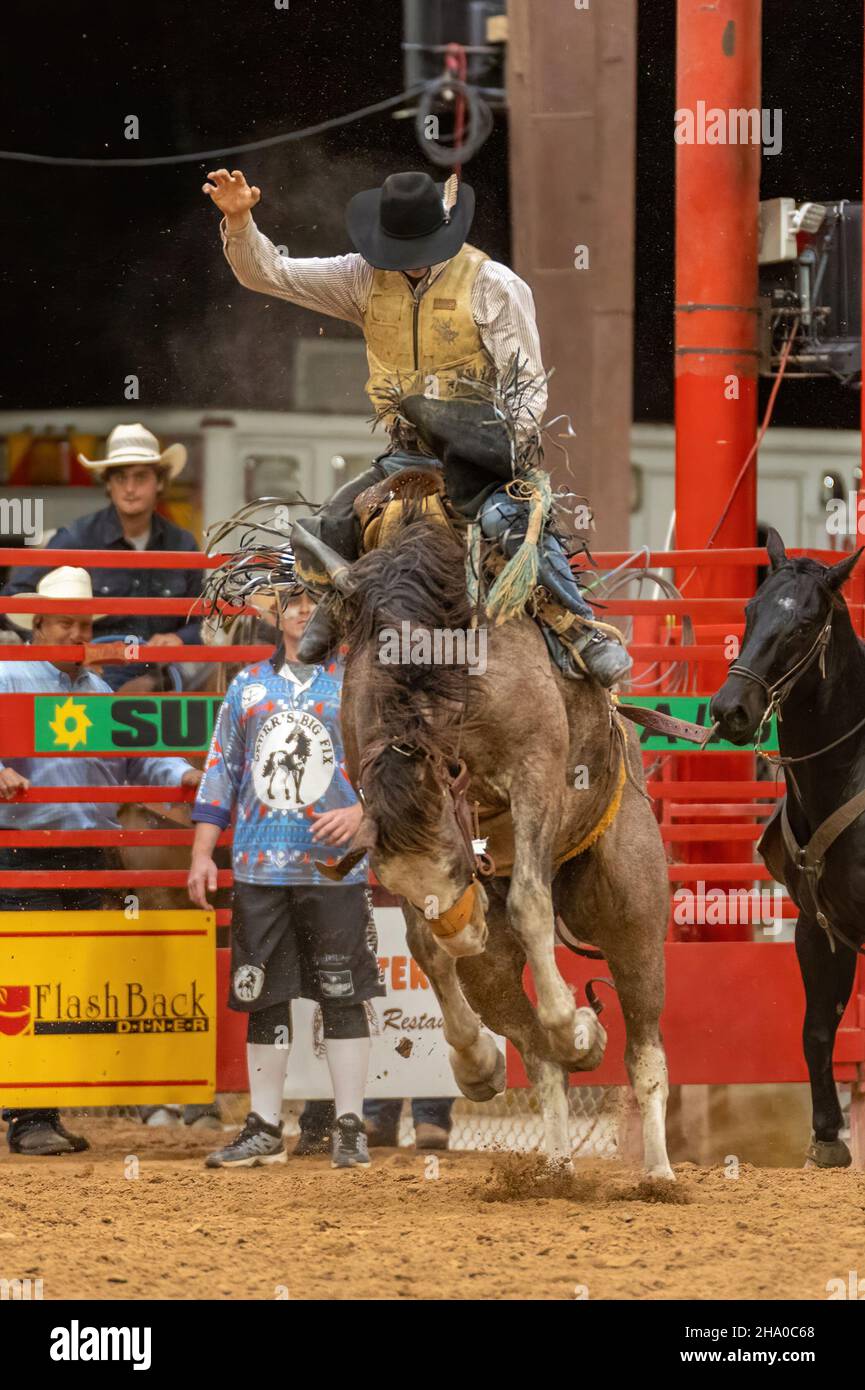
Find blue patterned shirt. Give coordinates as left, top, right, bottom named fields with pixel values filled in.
left=192, top=657, right=366, bottom=887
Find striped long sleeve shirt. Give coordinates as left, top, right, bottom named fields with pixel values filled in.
left=220, top=217, right=548, bottom=429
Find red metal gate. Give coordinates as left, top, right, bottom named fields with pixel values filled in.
left=0, top=545, right=862, bottom=1154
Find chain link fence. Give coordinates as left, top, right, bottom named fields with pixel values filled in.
left=63, top=1087, right=624, bottom=1158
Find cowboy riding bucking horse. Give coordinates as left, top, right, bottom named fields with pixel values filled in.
left=203, top=165, right=631, bottom=686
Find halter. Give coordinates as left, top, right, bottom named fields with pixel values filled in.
left=358, top=740, right=495, bottom=941
left=727, top=610, right=834, bottom=757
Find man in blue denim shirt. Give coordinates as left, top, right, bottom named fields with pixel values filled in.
left=4, top=424, right=201, bottom=691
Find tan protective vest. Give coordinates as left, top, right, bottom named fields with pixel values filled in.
left=363, top=243, right=494, bottom=429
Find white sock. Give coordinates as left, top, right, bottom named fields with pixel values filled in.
left=246, top=1043, right=290, bottom=1128
left=325, top=1036, right=371, bottom=1120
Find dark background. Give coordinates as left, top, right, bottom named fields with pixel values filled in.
left=0, top=0, right=861, bottom=427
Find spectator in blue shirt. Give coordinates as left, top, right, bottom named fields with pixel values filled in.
left=0, top=565, right=201, bottom=1156
left=4, top=423, right=202, bottom=691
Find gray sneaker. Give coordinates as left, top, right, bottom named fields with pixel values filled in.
left=331, top=1113, right=371, bottom=1169
left=578, top=632, right=633, bottom=687
left=204, top=1112, right=286, bottom=1168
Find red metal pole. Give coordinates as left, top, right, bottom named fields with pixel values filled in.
left=675, top=0, right=761, bottom=941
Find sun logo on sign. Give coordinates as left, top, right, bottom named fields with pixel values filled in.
left=48, top=697, right=93, bottom=751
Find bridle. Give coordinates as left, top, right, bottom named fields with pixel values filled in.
left=728, top=606, right=835, bottom=761
left=358, top=739, right=496, bottom=940
left=729, top=576, right=865, bottom=770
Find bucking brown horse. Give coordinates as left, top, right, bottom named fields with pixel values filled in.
left=308, top=512, right=673, bottom=1176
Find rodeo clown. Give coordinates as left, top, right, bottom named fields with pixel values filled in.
left=187, top=555, right=384, bottom=1169
left=203, top=166, right=631, bottom=688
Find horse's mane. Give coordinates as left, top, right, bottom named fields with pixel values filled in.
left=344, top=515, right=474, bottom=857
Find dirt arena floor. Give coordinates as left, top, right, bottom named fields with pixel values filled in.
left=2, top=1120, right=864, bottom=1300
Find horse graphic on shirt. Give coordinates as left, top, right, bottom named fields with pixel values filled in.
left=262, top=727, right=313, bottom=803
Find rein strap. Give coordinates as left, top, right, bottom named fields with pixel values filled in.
left=778, top=796, right=865, bottom=957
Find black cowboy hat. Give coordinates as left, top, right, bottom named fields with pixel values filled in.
left=346, top=171, right=475, bottom=272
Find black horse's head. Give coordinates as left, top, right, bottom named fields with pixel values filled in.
left=710, top=528, right=862, bottom=745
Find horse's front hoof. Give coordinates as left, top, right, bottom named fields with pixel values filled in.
left=804, top=1137, right=852, bottom=1169
left=541, top=1154, right=574, bottom=1177
left=646, top=1163, right=676, bottom=1183
left=452, top=1045, right=506, bottom=1102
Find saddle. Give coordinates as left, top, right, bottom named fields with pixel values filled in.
left=354, top=468, right=455, bottom=554
left=352, top=469, right=598, bottom=668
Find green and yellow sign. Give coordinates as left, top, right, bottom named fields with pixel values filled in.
left=32, top=694, right=224, bottom=755
left=5, top=692, right=777, bottom=758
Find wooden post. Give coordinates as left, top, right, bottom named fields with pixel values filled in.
left=506, top=0, right=636, bottom=550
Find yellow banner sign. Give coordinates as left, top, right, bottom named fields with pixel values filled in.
left=0, top=910, right=216, bottom=1107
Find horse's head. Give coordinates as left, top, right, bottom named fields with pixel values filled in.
left=354, top=745, right=489, bottom=958
left=710, top=527, right=862, bottom=744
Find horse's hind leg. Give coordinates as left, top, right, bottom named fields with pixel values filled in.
left=796, top=914, right=858, bottom=1167
left=604, top=949, right=673, bottom=1181
left=456, top=908, right=572, bottom=1164
left=506, top=853, right=579, bottom=1066
left=404, top=908, right=505, bottom=1102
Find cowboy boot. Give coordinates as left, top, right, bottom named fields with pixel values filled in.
left=296, top=594, right=340, bottom=665
left=480, top=492, right=632, bottom=688
left=291, top=518, right=349, bottom=665
left=535, top=538, right=632, bottom=687
left=537, top=558, right=632, bottom=686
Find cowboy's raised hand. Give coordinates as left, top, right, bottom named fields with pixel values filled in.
left=201, top=169, right=261, bottom=230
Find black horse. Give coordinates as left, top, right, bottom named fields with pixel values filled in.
left=262, top=729, right=312, bottom=803
left=710, top=528, right=864, bottom=1168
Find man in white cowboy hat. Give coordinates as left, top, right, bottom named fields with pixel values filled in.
left=0, top=565, right=202, bottom=1157
left=4, top=423, right=202, bottom=691
left=202, top=169, right=631, bottom=687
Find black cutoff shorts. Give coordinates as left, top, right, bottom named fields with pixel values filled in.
left=229, top=882, right=385, bottom=1013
